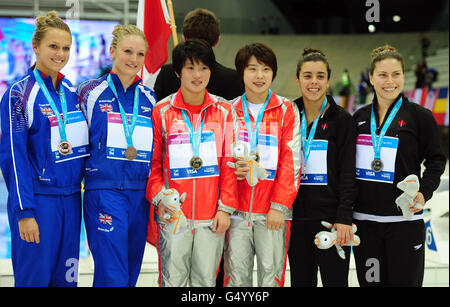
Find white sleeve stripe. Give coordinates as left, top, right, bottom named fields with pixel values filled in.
left=27, top=84, right=40, bottom=129
left=8, top=80, right=26, bottom=211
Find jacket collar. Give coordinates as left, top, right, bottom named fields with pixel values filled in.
left=233, top=91, right=282, bottom=113
left=29, top=64, right=65, bottom=90
left=170, top=88, right=217, bottom=112
left=108, top=71, right=142, bottom=93
left=294, top=95, right=337, bottom=119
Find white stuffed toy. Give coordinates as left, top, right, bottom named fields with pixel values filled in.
left=160, top=188, right=187, bottom=234
left=227, top=141, right=268, bottom=187
left=395, top=174, right=424, bottom=219
left=314, top=221, right=361, bottom=260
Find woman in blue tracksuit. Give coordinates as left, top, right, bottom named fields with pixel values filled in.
left=77, top=24, right=156, bottom=286
left=0, top=11, right=89, bottom=286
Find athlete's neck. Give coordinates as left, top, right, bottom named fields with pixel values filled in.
left=181, top=87, right=205, bottom=106
left=245, top=89, right=270, bottom=104
left=35, top=62, right=58, bottom=89
left=303, top=96, right=328, bottom=125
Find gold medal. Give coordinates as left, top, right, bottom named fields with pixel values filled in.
left=125, top=146, right=138, bottom=160
left=190, top=156, right=203, bottom=170
left=58, top=141, right=72, bottom=156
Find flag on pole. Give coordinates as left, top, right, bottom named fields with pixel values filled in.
left=137, top=0, right=172, bottom=88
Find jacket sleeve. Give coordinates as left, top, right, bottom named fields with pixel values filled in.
left=270, top=101, right=302, bottom=214
left=417, top=107, right=446, bottom=202
left=0, top=85, right=36, bottom=220
left=145, top=105, right=167, bottom=206
left=335, top=111, right=357, bottom=225
left=217, top=103, right=238, bottom=214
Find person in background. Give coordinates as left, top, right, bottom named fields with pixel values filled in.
left=0, top=11, right=89, bottom=286
left=288, top=48, right=357, bottom=287
left=153, top=8, right=243, bottom=102
left=352, top=45, right=446, bottom=287
left=77, top=24, right=157, bottom=287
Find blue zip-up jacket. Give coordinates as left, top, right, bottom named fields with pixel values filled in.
left=77, top=73, right=156, bottom=191
left=0, top=68, right=88, bottom=220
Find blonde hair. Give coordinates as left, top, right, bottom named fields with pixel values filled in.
left=32, top=11, right=71, bottom=46
left=110, top=24, right=148, bottom=50
left=370, top=44, right=404, bottom=75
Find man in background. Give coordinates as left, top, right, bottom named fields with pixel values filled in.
left=153, top=8, right=244, bottom=101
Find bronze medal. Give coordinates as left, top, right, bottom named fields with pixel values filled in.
left=190, top=156, right=203, bottom=170
left=58, top=141, right=72, bottom=156
left=125, top=146, right=138, bottom=160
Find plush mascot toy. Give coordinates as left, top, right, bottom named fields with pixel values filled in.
left=314, top=221, right=361, bottom=260
left=160, top=188, right=187, bottom=234
left=227, top=141, right=268, bottom=187
left=395, top=174, right=424, bottom=219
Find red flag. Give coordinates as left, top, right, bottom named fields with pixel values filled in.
left=138, top=0, right=171, bottom=74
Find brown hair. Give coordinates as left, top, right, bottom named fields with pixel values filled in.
left=110, top=24, right=147, bottom=50
left=296, top=48, right=331, bottom=79
left=32, top=11, right=71, bottom=46
left=370, top=44, right=404, bottom=74
left=182, top=8, right=220, bottom=47
left=235, top=43, right=277, bottom=81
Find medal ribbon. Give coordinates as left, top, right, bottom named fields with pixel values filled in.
left=33, top=68, right=68, bottom=142
left=242, top=89, right=272, bottom=153
left=301, top=96, right=328, bottom=165
left=181, top=108, right=206, bottom=157
left=107, top=74, right=140, bottom=148
left=370, top=97, right=402, bottom=160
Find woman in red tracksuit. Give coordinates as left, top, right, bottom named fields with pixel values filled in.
left=223, top=43, right=301, bottom=287
left=145, top=39, right=238, bottom=287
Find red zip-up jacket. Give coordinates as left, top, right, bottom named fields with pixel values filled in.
left=146, top=89, right=238, bottom=224
left=232, top=92, right=302, bottom=219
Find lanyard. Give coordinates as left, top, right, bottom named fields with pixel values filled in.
left=242, top=89, right=272, bottom=153
left=301, top=96, right=328, bottom=165
left=181, top=109, right=206, bottom=157
left=107, top=74, right=140, bottom=147
left=33, top=68, right=68, bottom=142
left=370, top=97, right=403, bottom=160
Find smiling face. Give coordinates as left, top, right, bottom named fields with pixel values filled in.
left=33, top=28, right=72, bottom=77
left=179, top=58, right=211, bottom=96
left=110, top=34, right=147, bottom=81
left=296, top=61, right=330, bottom=104
left=370, top=58, right=404, bottom=105
left=243, top=56, right=273, bottom=103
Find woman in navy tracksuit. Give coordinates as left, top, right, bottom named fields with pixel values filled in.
left=0, top=11, right=89, bottom=286
left=78, top=25, right=156, bottom=286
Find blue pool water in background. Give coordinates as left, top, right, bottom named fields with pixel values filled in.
left=0, top=171, right=88, bottom=259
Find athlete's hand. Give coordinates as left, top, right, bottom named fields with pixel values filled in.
left=334, top=223, right=354, bottom=245
left=18, top=217, right=40, bottom=244
left=212, top=210, right=231, bottom=234
left=266, top=209, right=284, bottom=230
left=410, top=192, right=425, bottom=213
left=158, top=201, right=175, bottom=224
left=233, top=160, right=250, bottom=180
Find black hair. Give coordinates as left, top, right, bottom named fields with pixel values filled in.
left=172, top=39, right=216, bottom=76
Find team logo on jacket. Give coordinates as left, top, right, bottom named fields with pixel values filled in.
left=321, top=123, right=328, bottom=130
left=40, top=107, right=54, bottom=117
left=141, top=106, right=152, bottom=113
left=398, top=119, right=406, bottom=127
left=98, top=212, right=114, bottom=232
left=99, top=103, right=113, bottom=113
